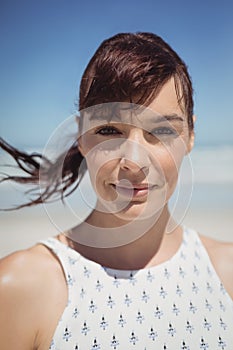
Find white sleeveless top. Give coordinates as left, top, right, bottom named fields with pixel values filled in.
left=40, top=227, right=233, bottom=349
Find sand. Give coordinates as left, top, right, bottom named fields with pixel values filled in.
left=1, top=204, right=232, bottom=258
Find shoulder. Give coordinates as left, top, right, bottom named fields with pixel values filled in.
left=0, top=243, right=67, bottom=349
left=0, top=243, right=63, bottom=291
left=199, top=234, right=233, bottom=300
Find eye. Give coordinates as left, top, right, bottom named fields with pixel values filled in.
left=150, top=127, right=177, bottom=136
left=95, top=125, right=121, bottom=135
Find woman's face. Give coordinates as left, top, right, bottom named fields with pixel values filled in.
left=78, top=78, right=194, bottom=221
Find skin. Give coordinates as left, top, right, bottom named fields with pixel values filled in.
left=0, top=78, right=232, bottom=350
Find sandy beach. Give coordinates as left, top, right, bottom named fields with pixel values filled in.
left=1, top=194, right=232, bottom=258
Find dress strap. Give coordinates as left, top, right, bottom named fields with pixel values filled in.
left=39, top=237, right=81, bottom=286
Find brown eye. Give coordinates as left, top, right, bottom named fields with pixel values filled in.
left=96, top=126, right=121, bottom=135
left=150, top=127, right=177, bottom=136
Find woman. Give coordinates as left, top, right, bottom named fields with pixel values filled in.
left=0, top=32, right=232, bottom=349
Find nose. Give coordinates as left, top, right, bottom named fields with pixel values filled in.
left=120, top=130, right=151, bottom=173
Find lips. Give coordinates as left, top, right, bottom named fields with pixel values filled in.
left=113, top=182, right=155, bottom=189
left=111, top=182, right=157, bottom=198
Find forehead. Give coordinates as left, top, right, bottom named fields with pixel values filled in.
left=81, top=78, right=187, bottom=132
left=148, top=77, right=183, bottom=115
left=80, top=79, right=186, bottom=132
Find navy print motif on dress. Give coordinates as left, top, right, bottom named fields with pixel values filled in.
left=110, top=335, right=119, bottom=349
left=39, top=228, right=233, bottom=349
left=100, top=316, right=108, bottom=330
left=141, top=290, right=150, bottom=303
left=148, top=327, right=158, bottom=341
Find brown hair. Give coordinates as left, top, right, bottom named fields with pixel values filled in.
left=80, top=32, right=193, bottom=127
left=0, top=32, right=194, bottom=209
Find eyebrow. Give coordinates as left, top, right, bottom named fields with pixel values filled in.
left=88, top=109, right=123, bottom=122
left=153, top=114, right=184, bottom=123
left=88, top=112, right=184, bottom=123
left=89, top=113, right=117, bottom=121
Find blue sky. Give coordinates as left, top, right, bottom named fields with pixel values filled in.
left=0, top=0, right=233, bottom=147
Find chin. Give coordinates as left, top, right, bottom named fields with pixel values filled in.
left=113, top=200, right=164, bottom=222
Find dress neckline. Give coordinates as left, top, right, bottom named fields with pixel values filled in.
left=46, top=226, right=189, bottom=278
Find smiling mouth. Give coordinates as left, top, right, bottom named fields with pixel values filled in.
left=111, top=183, right=158, bottom=198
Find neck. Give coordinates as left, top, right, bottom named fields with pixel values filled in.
left=65, top=206, right=183, bottom=270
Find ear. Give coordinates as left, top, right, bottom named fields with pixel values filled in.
left=78, top=139, right=85, bottom=157
left=77, top=136, right=85, bottom=157
left=186, top=115, right=196, bottom=154
left=76, top=115, right=80, bottom=130
left=76, top=115, right=85, bottom=156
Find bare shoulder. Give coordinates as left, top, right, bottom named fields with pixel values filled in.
left=0, top=243, right=67, bottom=349
left=0, top=243, right=63, bottom=294
left=199, top=234, right=233, bottom=300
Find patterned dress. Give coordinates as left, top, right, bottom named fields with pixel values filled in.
left=40, top=227, right=233, bottom=349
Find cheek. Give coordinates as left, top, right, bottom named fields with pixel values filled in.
left=86, top=152, right=118, bottom=192
left=85, top=153, right=105, bottom=189
left=156, top=142, right=186, bottom=185
left=158, top=154, right=178, bottom=184
left=82, top=137, right=123, bottom=184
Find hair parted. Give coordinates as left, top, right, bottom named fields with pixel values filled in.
left=0, top=32, right=194, bottom=209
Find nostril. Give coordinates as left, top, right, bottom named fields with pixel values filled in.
left=119, top=158, right=150, bottom=175
left=120, top=158, right=140, bottom=170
